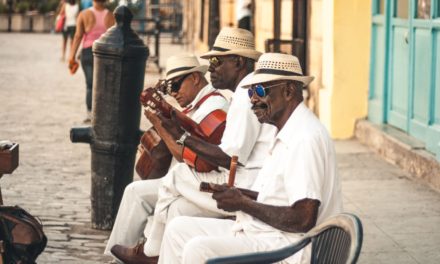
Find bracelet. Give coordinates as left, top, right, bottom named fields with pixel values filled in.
left=176, top=131, right=190, bottom=146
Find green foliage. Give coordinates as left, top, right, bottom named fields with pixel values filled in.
left=106, top=1, right=119, bottom=12
left=15, top=1, right=30, bottom=14
left=0, top=3, right=7, bottom=14
left=13, top=0, right=61, bottom=14
left=106, top=1, right=143, bottom=16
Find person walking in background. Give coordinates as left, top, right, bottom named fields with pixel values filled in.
left=68, top=0, right=115, bottom=123
left=80, top=0, right=93, bottom=10
left=59, top=0, right=79, bottom=61
left=236, top=0, right=252, bottom=31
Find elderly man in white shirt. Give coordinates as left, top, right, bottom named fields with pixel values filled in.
left=104, top=54, right=229, bottom=261
left=110, top=28, right=277, bottom=264
left=158, top=53, right=343, bottom=264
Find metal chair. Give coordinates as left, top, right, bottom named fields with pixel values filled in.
left=206, top=213, right=363, bottom=264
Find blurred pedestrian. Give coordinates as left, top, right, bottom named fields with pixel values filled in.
left=68, top=0, right=115, bottom=123
left=58, top=0, right=79, bottom=61
left=236, top=0, right=252, bottom=31
left=80, top=0, right=93, bottom=10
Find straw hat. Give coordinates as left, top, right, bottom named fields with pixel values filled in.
left=165, top=54, right=208, bottom=81
left=200, top=27, right=262, bottom=61
left=241, top=53, right=314, bottom=87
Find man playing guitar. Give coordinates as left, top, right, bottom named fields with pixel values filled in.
left=104, top=54, right=229, bottom=261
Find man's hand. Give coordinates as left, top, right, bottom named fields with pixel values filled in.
left=68, top=59, right=79, bottom=75
left=144, top=109, right=161, bottom=127
left=211, top=183, right=249, bottom=212
left=156, top=110, right=185, bottom=140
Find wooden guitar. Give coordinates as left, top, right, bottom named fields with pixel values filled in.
left=140, top=88, right=227, bottom=172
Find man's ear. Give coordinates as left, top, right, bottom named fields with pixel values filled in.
left=235, top=56, right=246, bottom=70
left=284, top=82, right=296, bottom=101
left=192, top=72, right=200, bottom=85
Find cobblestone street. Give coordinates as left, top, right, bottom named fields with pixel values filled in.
left=0, top=32, right=172, bottom=263
left=1, top=33, right=440, bottom=264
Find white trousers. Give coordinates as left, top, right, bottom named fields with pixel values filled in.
left=144, top=162, right=259, bottom=256
left=159, top=216, right=309, bottom=264
left=104, top=179, right=160, bottom=257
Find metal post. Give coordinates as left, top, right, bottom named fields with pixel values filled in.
left=208, top=0, right=220, bottom=49
left=273, top=0, right=281, bottom=52
left=7, top=0, right=13, bottom=33
left=70, top=6, right=149, bottom=230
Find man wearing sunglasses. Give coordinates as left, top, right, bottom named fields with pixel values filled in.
left=106, top=54, right=229, bottom=263
left=110, top=27, right=277, bottom=263
left=158, top=53, right=343, bottom=264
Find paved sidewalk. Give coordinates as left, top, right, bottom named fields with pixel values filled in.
left=0, top=33, right=439, bottom=263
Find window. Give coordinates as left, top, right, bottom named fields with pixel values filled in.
left=417, top=0, right=431, bottom=19
left=395, top=0, right=409, bottom=18
left=378, top=0, right=385, bottom=14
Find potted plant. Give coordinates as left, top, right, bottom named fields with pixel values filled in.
left=11, top=1, right=32, bottom=32
left=0, top=2, right=9, bottom=31
left=32, top=0, right=59, bottom=32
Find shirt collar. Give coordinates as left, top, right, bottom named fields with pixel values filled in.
left=185, top=83, right=217, bottom=111
left=270, top=102, right=308, bottom=150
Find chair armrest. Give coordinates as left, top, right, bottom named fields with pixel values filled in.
left=206, top=237, right=311, bottom=264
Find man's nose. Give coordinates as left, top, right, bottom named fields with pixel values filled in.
left=250, top=93, right=260, bottom=104
left=208, top=63, right=215, bottom=72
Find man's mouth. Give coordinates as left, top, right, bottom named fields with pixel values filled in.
left=251, top=104, right=268, bottom=111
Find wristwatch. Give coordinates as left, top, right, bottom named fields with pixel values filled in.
left=176, top=132, right=190, bottom=146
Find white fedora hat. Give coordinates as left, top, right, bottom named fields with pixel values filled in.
left=200, top=27, right=262, bottom=61
left=241, top=53, right=314, bottom=87
left=165, top=54, right=208, bottom=81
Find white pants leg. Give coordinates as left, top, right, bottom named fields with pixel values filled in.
left=144, top=163, right=259, bottom=257
left=104, top=179, right=161, bottom=257
left=159, top=216, right=308, bottom=264
left=143, top=197, right=227, bottom=256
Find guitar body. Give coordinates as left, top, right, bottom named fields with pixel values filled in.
left=135, top=129, right=172, bottom=180
left=182, top=109, right=227, bottom=172
left=140, top=88, right=227, bottom=173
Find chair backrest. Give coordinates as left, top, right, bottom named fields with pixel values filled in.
left=205, top=213, right=363, bottom=264
left=307, top=213, right=363, bottom=264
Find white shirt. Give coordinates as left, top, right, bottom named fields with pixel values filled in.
left=233, top=103, right=343, bottom=262
left=64, top=3, right=79, bottom=28
left=185, top=83, right=229, bottom=124
left=236, top=0, right=252, bottom=21
left=219, top=73, right=277, bottom=170
left=165, top=84, right=229, bottom=169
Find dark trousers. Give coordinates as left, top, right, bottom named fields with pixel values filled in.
left=80, top=47, right=93, bottom=112
left=238, top=16, right=251, bottom=31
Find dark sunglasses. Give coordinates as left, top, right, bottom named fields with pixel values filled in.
left=167, top=73, right=191, bottom=94
left=208, top=56, right=237, bottom=67
left=247, top=82, right=287, bottom=98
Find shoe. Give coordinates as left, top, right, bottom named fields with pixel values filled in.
left=111, top=242, right=159, bottom=264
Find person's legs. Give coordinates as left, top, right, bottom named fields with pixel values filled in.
left=104, top=179, right=161, bottom=257
left=67, top=26, right=76, bottom=54
left=143, top=196, right=229, bottom=256
left=238, top=16, right=251, bottom=31
left=160, top=216, right=301, bottom=264
left=80, top=47, right=93, bottom=113
left=154, top=162, right=230, bottom=224
left=61, top=31, right=68, bottom=61
left=158, top=216, right=235, bottom=264
left=143, top=164, right=258, bottom=256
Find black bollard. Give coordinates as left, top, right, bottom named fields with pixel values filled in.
left=70, top=6, right=149, bottom=230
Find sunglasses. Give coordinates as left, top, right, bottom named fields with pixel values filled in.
left=167, top=73, right=191, bottom=94
left=247, top=82, right=287, bottom=98
left=208, top=56, right=237, bottom=68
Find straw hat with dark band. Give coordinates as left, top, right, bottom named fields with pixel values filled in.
left=165, top=54, right=208, bottom=81
left=241, top=53, right=314, bottom=87
left=200, top=27, right=262, bottom=61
